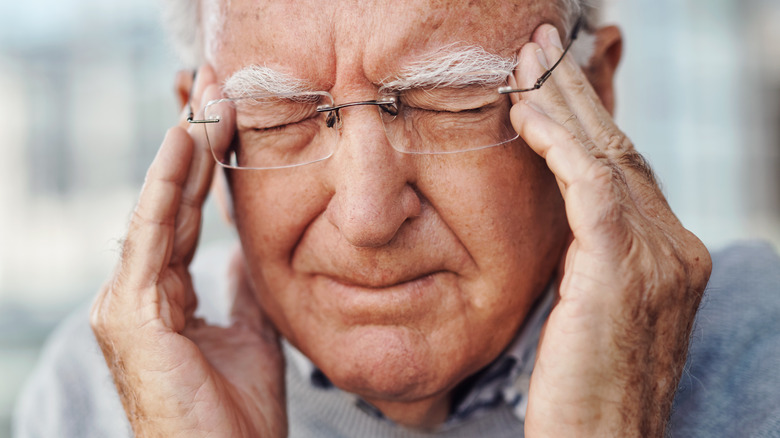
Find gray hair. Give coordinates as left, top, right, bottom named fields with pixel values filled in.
left=558, top=0, right=602, bottom=34
left=161, top=0, right=603, bottom=69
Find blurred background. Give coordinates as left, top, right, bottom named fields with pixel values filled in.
left=0, top=0, right=778, bottom=435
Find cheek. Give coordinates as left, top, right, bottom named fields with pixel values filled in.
left=229, top=166, right=332, bottom=247
left=227, top=168, right=330, bottom=329
left=417, top=141, right=567, bottom=308
left=231, top=171, right=303, bottom=261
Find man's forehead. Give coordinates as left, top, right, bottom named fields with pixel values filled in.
left=204, top=0, right=559, bottom=89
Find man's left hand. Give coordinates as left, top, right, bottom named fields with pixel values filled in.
left=509, top=24, right=712, bottom=437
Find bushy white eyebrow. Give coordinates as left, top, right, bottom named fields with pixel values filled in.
left=380, top=43, right=518, bottom=91
left=381, top=35, right=598, bottom=90
left=222, top=65, right=314, bottom=98
left=221, top=37, right=595, bottom=97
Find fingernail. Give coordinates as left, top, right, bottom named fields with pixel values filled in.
left=549, top=27, right=564, bottom=51
left=536, top=48, right=549, bottom=69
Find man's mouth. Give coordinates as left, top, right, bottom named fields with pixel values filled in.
left=311, top=270, right=455, bottom=324
left=321, top=270, right=446, bottom=290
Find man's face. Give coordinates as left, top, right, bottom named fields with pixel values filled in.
left=204, top=0, right=568, bottom=405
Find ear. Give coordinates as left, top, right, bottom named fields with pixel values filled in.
left=174, top=69, right=196, bottom=111
left=583, top=26, right=622, bottom=116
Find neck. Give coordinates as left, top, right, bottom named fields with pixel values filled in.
left=366, top=393, right=451, bottom=430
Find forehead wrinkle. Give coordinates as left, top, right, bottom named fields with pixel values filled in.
left=222, top=65, right=318, bottom=98
left=379, top=43, right=518, bottom=91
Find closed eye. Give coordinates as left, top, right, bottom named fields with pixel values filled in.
left=396, top=87, right=504, bottom=113
left=241, top=113, right=320, bottom=133
left=400, top=99, right=497, bottom=114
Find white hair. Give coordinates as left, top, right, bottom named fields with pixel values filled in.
left=381, top=43, right=519, bottom=91
left=160, top=0, right=603, bottom=69
left=222, top=65, right=313, bottom=98
left=558, top=0, right=602, bottom=34
left=160, top=0, right=203, bottom=69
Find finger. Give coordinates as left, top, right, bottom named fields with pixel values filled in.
left=197, top=87, right=237, bottom=169
left=510, top=99, right=601, bottom=195
left=171, top=68, right=235, bottom=266
left=511, top=41, right=592, bottom=149
left=96, top=67, right=222, bottom=335
left=512, top=101, right=633, bottom=251
left=177, top=65, right=215, bottom=130
left=121, top=127, right=195, bottom=291
left=169, top=86, right=220, bottom=265
left=535, top=26, right=677, bottom=222
left=535, top=24, right=631, bottom=158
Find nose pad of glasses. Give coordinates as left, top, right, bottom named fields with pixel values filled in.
left=326, top=110, right=342, bottom=129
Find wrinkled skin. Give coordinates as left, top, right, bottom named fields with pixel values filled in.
left=90, top=0, right=711, bottom=436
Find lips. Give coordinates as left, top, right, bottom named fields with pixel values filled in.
left=311, top=270, right=455, bottom=325
left=290, top=240, right=472, bottom=327
left=314, top=262, right=449, bottom=289
left=321, top=270, right=441, bottom=291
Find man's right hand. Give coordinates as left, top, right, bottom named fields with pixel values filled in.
left=90, top=65, right=287, bottom=438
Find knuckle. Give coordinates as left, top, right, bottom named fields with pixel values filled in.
left=584, top=158, right=613, bottom=186
left=580, top=158, right=623, bottom=201
left=678, top=233, right=713, bottom=290
left=179, top=192, right=201, bottom=211
left=648, top=232, right=711, bottom=310
left=583, top=139, right=606, bottom=158
left=130, top=208, right=175, bottom=231
left=567, top=75, right=589, bottom=96
left=606, top=161, right=629, bottom=189
left=660, top=248, right=688, bottom=288
left=579, top=160, right=628, bottom=222
left=616, top=150, right=658, bottom=186
left=562, top=130, right=581, bottom=149
left=600, top=130, right=630, bottom=154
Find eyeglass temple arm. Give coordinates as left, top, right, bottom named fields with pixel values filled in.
left=182, top=70, right=222, bottom=124
left=187, top=102, right=221, bottom=124
left=498, top=16, right=583, bottom=94
left=188, top=112, right=221, bottom=124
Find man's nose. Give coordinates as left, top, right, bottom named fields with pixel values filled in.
left=325, top=108, right=421, bottom=248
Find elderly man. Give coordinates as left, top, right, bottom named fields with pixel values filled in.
left=14, top=0, right=780, bottom=437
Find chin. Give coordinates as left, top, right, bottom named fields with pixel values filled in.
left=304, top=323, right=482, bottom=403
